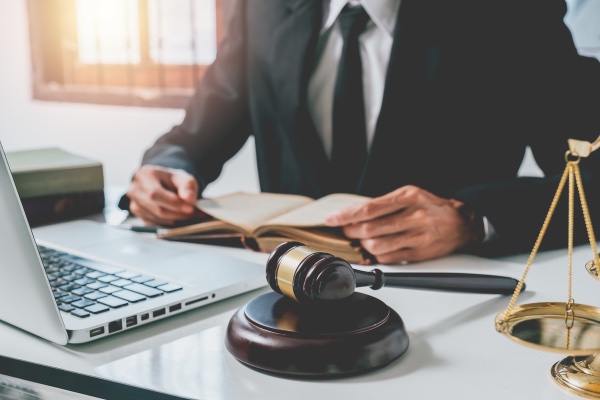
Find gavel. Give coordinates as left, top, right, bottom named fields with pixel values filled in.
left=266, top=241, right=523, bottom=303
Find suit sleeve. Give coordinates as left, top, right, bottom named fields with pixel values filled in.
left=141, top=1, right=251, bottom=192
left=453, top=0, right=600, bottom=257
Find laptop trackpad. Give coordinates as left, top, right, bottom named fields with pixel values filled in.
left=137, top=252, right=264, bottom=287
left=76, top=238, right=192, bottom=267
left=76, top=239, right=263, bottom=288
left=33, top=220, right=265, bottom=287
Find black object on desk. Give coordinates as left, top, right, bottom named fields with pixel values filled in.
left=266, top=241, right=522, bottom=304
left=226, top=291, right=409, bottom=377
left=225, top=241, right=523, bottom=377
left=114, top=224, right=161, bottom=233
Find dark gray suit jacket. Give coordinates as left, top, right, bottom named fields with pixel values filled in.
left=138, top=0, right=600, bottom=256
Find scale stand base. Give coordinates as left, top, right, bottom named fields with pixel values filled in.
left=551, top=353, right=600, bottom=399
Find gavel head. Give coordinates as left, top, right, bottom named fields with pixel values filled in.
left=265, top=241, right=357, bottom=303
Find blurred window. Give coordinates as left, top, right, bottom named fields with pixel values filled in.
left=27, top=0, right=225, bottom=108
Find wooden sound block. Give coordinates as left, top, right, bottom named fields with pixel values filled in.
left=225, top=292, right=409, bottom=377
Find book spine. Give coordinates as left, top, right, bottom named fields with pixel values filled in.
left=12, top=165, right=104, bottom=198
left=21, top=190, right=105, bottom=227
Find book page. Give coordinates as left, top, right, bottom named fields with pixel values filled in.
left=264, top=193, right=370, bottom=227
left=196, top=192, right=314, bottom=233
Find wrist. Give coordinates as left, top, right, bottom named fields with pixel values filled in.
left=454, top=200, right=485, bottom=249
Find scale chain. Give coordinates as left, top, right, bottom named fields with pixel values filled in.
left=496, top=165, right=570, bottom=330
left=498, top=152, right=600, bottom=331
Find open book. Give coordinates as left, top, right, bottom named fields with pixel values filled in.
left=157, top=192, right=375, bottom=264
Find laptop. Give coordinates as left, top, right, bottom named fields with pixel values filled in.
left=0, top=142, right=266, bottom=345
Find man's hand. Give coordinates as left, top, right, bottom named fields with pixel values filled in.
left=127, top=165, right=201, bottom=226
left=324, top=185, right=482, bottom=264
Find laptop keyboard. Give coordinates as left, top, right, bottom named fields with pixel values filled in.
left=39, top=245, right=182, bottom=319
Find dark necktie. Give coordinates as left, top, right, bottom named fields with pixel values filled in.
left=331, top=5, right=370, bottom=193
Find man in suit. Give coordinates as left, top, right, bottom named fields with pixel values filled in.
left=124, top=0, right=600, bottom=263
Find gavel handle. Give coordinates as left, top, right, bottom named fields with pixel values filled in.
left=354, top=269, right=522, bottom=295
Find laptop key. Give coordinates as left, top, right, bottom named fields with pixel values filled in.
left=74, top=277, right=95, bottom=286
left=157, top=283, right=183, bottom=293
left=115, top=271, right=140, bottom=280
left=131, top=275, right=153, bottom=283
left=72, top=287, right=94, bottom=296
left=58, top=304, right=75, bottom=312
left=85, top=291, right=108, bottom=301
left=112, top=290, right=146, bottom=303
left=99, top=285, right=121, bottom=294
left=52, top=289, right=68, bottom=299
left=111, top=279, right=133, bottom=287
left=50, top=279, right=67, bottom=288
left=61, top=264, right=78, bottom=272
left=73, top=268, right=90, bottom=276
left=85, top=304, right=110, bottom=314
left=123, top=283, right=163, bottom=298
left=98, top=275, right=119, bottom=283
left=97, top=296, right=129, bottom=308
left=71, top=309, right=91, bottom=318
left=58, top=283, right=81, bottom=292
left=60, top=295, right=82, bottom=304
left=61, top=274, right=78, bottom=282
left=85, top=271, right=106, bottom=279
left=86, top=281, right=108, bottom=290
left=144, top=279, right=167, bottom=288
left=71, top=299, right=95, bottom=308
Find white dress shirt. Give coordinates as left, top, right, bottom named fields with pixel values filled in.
left=307, top=0, right=401, bottom=159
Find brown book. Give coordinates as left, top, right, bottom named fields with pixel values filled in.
left=6, top=147, right=104, bottom=198
left=158, top=192, right=375, bottom=265
left=21, top=190, right=105, bottom=227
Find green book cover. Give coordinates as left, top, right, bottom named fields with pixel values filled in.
left=6, top=147, right=104, bottom=198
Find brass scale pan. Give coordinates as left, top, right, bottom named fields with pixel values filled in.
left=497, top=302, right=600, bottom=355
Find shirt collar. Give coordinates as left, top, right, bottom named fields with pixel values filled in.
left=323, top=0, right=400, bottom=37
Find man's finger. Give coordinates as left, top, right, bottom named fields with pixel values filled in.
left=131, top=183, right=197, bottom=220
left=148, top=184, right=196, bottom=214
left=373, top=246, right=430, bottom=264
left=130, top=200, right=176, bottom=226
left=325, top=186, right=428, bottom=226
left=325, top=196, right=405, bottom=226
left=170, top=172, right=199, bottom=204
left=341, top=211, right=421, bottom=239
left=360, top=230, right=425, bottom=257
left=128, top=182, right=193, bottom=217
left=137, top=168, right=198, bottom=213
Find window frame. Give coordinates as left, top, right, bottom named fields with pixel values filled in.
left=26, top=0, right=224, bottom=109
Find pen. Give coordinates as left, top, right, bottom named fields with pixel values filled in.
left=113, top=224, right=161, bottom=234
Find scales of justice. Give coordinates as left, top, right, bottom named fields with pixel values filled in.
left=495, top=136, right=600, bottom=398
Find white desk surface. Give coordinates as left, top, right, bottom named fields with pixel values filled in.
left=0, top=187, right=597, bottom=399
left=2, top=221, right=599, bottom=400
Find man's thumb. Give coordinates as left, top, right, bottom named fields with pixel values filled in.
left=173, top=174, right=198, bottom=203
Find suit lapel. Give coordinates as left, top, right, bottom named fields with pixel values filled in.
left=269, top=0, right=331, bottom=196
left=270, top=0, right=321, bottom=129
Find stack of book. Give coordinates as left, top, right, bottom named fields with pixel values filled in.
left=6, top=147, right=105, bottom=227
